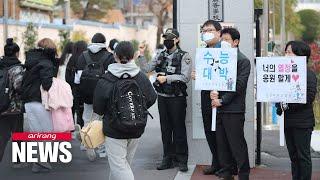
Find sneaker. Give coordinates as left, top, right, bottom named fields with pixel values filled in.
left=178, top=163, right=188, bottom=172
left=31, top=163, right=41, bottom=173
left=157, top=159, right=173, bottom=170
left=86, top=148, right=96, bottom=162
left=98, top=151, right=107, bottom=158
left=31, top=162, right=52, bottom=173
left=12, top=162, right=28, bottom=169
left=218, top=176, right=235, bottom=180
left=74, top=124, right=82, bottom=141
left=203, top=166, right=221, bottom=175
left=37, top=162, right=52, bottom=170
left=80, top=144, right=86, bottom=151
left=96, top=145, right=107, bottom=158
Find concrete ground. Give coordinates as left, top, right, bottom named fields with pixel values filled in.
left=1, top=98, right=320, bottom=180
left=0, top=103, right=179, bottom=180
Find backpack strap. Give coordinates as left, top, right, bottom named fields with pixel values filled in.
left=102, top=72, right=118, bottom=83
left=99, top=53, right=111, bottom=65
left=84, top=51, right=111, bottom=68
left=83, top=51, right=93, bottom=65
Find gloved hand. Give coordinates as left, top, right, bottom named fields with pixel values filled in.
left=281, top=103, right=289, bottom=111
left=275, top=103, right=283, bottom=116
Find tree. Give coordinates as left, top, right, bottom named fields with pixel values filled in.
left=254, top=0, right=304, bottom=37
left=148, top=0, right=172, bottom=46
left=298, top=9, right=320, bottom=43
left=23, top=23, right=38, bottom=52
left=71, top=30, right=89, bottom=42
left=64, top=0, right=115, bottom=20
left=58, top=29, right=71, bottom=52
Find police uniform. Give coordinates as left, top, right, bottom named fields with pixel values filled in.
left=139, top=29, right=192, bottom=170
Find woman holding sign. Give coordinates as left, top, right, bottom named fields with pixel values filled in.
left=276, top=41, right=317, bottom=180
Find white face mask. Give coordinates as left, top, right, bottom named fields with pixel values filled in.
left=202, top=33, right=215, bottom=43
left=221, top=41, right=232, bottom=48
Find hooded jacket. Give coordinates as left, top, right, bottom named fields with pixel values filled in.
left=75, top=43, right=115, bottom=72
left=93, top=61, right=157, bottom=139
left=74, top=43, right=115, bottom=104
left=21, top=48, right=58, bottom=103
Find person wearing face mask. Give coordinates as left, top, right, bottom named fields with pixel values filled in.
left=191, top=20, right=226, bottom=176
left=275, top=41, right=317, bottom=180
left=210, top=28, right=251, bottom=180
left=139, top=28, right=192, bottom=172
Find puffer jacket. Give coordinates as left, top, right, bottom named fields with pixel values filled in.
left=21, top=48, right=58, bottom=103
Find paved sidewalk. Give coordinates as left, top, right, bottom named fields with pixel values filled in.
left=0, top=103, right=179, bottom=180
left=311, top=130, right=320, bottom=152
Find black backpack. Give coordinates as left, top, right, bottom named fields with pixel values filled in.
left=79, top=51, right=108, bottom=99
left=108, top=73, right=152, bottom=133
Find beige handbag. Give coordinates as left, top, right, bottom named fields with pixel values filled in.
left=80, top=115, right=105, bottom=149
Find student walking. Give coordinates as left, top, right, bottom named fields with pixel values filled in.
left=93, top=41, right=157, bottom=180
left=0, top=38, right=25, bottom=168
left=21, top=38, right=59, bottom=173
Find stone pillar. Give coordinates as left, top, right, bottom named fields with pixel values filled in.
left=177, top=0, right=255, bottom=167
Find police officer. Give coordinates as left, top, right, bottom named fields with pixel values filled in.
left=139, top=28, right=192, bottom=172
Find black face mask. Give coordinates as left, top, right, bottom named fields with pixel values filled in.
left=163, top=40, right=175, bottom=50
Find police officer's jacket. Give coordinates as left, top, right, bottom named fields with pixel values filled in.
left=138, top=48, right=192, bottom=97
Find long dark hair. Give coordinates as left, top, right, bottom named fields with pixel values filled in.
left=60, top=41, right=74, bottom=65
left=72, top=41, right=87, bottom=61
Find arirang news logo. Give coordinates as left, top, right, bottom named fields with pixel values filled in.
left=12, top=133, right=72, bottom=163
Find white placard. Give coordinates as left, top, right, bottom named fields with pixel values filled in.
left=256, top=57, right=307, bottom=103
left=195, top=48, right=237, bottom=131
left=195, top=48, right=238, bottom=91
left=257, top=56, right=307, bottom=146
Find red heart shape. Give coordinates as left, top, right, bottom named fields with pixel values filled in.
left=292, top=74, right=299, bottom=82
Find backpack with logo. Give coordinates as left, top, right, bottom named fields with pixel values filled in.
left=0, top=63, right=10, bottom=113
left=107, top=73, right=152, bottom=133
left=79, top=51, right=108, bottom=99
